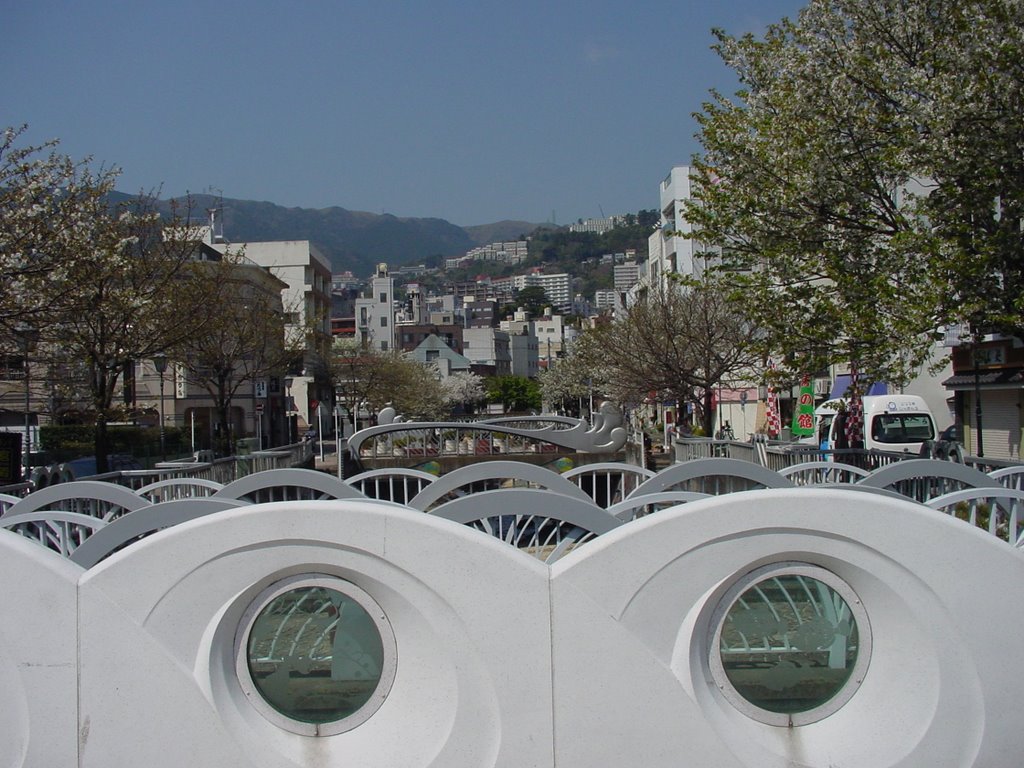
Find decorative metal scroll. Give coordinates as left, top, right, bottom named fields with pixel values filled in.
left=348, top=401, right=627, bottom=460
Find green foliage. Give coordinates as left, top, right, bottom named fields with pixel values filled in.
left=161, top=193, right=476, bottom=278
left=444, top=212, right=656, bottom=301
left=330, top=338, right=446, bottom=422
left=39, top=424, right=189, bottom=463
left=512, top=285, right=550, bottom=316
left=690, top=0, right=1024, bottom=384
left=485, top=375, right=542, bottom=413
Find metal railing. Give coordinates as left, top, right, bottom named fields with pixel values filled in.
left=0, top=442, right=315, bottom=497
left=673, top=437, right=924, bottom=473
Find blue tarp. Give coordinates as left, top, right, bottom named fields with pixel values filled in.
left=829, top=375, right=887, bottom=400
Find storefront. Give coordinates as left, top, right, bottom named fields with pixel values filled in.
left=943, top=338, right=1023, bottom=460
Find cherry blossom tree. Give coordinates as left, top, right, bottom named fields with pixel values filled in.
left=439, top=370, right=485, bottom=414
left=689, top=0, right=1024, bottom=384
left=0, top=125, right=118, bottom=341
left=49, top=194, right=204, bottom=470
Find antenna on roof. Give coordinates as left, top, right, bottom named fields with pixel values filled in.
left=206, top=186, right=227, bottom=244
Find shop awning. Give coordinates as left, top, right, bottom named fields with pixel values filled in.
left=828, top=376, right=887, bottom=399
left=942, top=367, right=1024, bottom=390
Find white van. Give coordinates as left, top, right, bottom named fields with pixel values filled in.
left=814, top=395, right=937, bottom=454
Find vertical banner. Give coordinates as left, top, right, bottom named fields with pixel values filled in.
left=844, top=362, right=864, bottom=449
left=174, top=363, right=188, bottom=399
left=765, top=359, right=781, bottom=438
left=791, top=375, right=816, bottom=437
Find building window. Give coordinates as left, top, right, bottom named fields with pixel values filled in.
left=379, top=293, right=387, bottom=303
left=235, top=574, right=397, bottom=736
left=379, top=316, right=387, bottom=327
left=708, top=562, right=870, bottom=727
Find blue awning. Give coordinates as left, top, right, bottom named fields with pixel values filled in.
left=829, top=375, right=887, bottom=399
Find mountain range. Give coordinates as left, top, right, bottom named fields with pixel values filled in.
left=142, top=193, right=541, bottom=276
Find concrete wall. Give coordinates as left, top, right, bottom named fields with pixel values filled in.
left=2, top=488, right=1023, bottom=766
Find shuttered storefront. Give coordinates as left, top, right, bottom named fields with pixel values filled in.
left=968, top=390, right=1021, bottom=460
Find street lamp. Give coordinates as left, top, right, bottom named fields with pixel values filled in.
left=15, top=324, right=39, bottom=478
left=153, top=353, right=168, bottom=460
left=284, top=375, right=295, bottom=444
left=972, top=344, right=985, bottom=457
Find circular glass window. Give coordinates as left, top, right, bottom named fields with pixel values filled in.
left=235, top=575, right=397, bottom=735
left=709, top=563, right=870, bottom=726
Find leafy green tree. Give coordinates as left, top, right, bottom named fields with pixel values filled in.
left=512, top=285, right=550, bottom=316
left=485, top=375, right=542, bottom=414
left=690, top=0, right=1024, bottom=383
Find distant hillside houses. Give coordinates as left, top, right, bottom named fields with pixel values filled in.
left=569, top=216, right=624, bottom=235
left=445, top=240, right=528, bottom=269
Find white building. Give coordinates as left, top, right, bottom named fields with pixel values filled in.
left=354, top=264, right=395, bottom=353
left=465, top=241, right=529, bottom=264
left=210, top=239, right=332, bottom=432
left=511, top=273, right=572, bottom=313
left=638, top=166, right=719, bottom=296
left=593, top=289, right=621, bottom=313
left=569, top=216, right=622, bottom=234
left=463, top=327, right=512, bottom=376
left=508, top=332, right=540, bottom=378
left=613, top=261, right=640, bottom=293
left=500, top=309, right=569, bottom=365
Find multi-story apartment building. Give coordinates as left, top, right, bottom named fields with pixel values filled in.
left=511, top=272, right=572, bottom=313
left=508, top=332, right=540, bottom=378
left=210, top=239, right=333, bottom=429
left=593, top=289, right=622, bottom=313
left=569, top=216, right=622, bottom=234
left=499, top=308, right=567, bottom=367
left=395, top=283, right=426, bottom=325
left=613, top=261, right=640, bottom=293
left=463, top=297, right=498, bottom=328
left=638, top=166, right=720, bottom=295
left=354, top=263, right=395, bottom=353
left=471, top=241, right=529, bottom=264
left=448, top=241, right=528, bottom=269
left=463, top=327, right=511, bottom=376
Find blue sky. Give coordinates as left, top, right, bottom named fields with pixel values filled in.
left=3, top=0, right=804, bottom=227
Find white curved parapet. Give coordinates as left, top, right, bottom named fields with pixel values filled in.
left=1, top=486, right=1023, bottom=767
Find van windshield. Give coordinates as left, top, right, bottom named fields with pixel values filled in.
left=870, top=414, right=934, bottom=444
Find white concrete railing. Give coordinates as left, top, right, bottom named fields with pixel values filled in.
left=6, top=459, right=1024, bottom=573
left=2, top=483, right=1022, bottom=767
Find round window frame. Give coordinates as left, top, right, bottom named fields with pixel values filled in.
left=234, top=573, right=398, bottom=736
left=707, top=562, right=871, bottom=727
